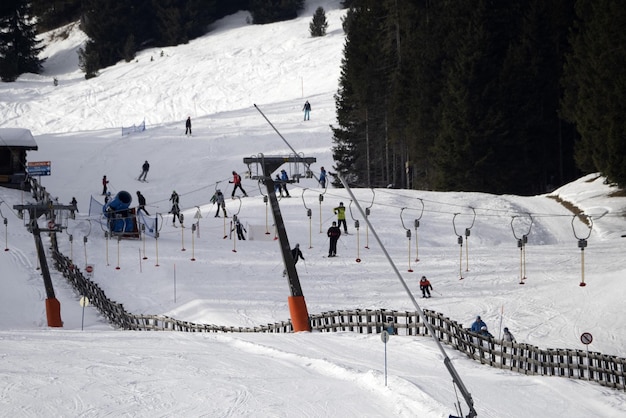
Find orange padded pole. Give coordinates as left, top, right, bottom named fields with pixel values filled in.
left=288, top=295, right=310, bottom=332
left=45, top=297, right=63, bottom=327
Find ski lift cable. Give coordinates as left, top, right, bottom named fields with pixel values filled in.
left=286, top=178, right=602, bottom=222
left=339, top=175, right=477, bottom=418
left=375, top=188, right=584, bottom=219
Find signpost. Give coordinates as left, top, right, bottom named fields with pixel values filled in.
left=381, top=330, right=390, bottom=386
left=79, top=296, right=90, bottom=330
left=26, top=161, right=51, bottom=176
left=580, top=332, right=593, bottom=380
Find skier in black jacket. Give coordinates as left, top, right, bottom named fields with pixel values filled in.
left=327, top=221, right=341, bottom=257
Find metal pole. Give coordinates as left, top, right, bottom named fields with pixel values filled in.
left=339, top=176, right=476, bottom=418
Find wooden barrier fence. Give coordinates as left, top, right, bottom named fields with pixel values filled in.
left=28, top=177, right=626, bottom=392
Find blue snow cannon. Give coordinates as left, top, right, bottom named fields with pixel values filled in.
left=103, top=190, right=133, bottom=232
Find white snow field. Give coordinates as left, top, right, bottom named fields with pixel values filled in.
left=1, top=1, right=625, bottom=417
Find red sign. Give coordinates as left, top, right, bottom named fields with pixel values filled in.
left=580, top=332, right=593, bottom=345
left=85, top=265, right=94, bottom=273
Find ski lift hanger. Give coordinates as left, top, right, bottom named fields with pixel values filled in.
left=511, top=213, right=533, bottom=240
left=453, top=207, right=476, bottom=238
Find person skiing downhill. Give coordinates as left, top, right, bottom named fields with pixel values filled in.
left=419, top=276, right=433, bottom=298
left=138, top=161, right=149, bottom=181
left=185, top=116, right=192, bottom=135
left=292, top=243, right=305, bottom=264
left=102, top=175, right=109, bottom=195
left=229, top=171, right=248, bottom=198
left=283, top=243, right=305, bottom=276
left=303, top=100, right=311, bottom=120
left=169, top=190, right=183, bottom=226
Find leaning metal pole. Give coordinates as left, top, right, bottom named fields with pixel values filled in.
left=339, top=176, right=477, bottom=418
left=254, top=104, right=319, bottom=183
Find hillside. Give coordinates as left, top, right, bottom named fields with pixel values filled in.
left=1, top=1, right=625, bottom=417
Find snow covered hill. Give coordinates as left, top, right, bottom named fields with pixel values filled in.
left=1, top=1, right=625, bottom=417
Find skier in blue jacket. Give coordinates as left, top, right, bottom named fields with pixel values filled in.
left=471, top=316, right=487, bottom=332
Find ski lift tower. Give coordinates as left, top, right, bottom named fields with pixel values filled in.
left=244, top=154, right=316, bottom=332
left=14, top=202, right=77, bottom=327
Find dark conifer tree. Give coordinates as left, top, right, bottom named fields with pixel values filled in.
left=249, top=0, right=304, bottom=25
left=331, top=1, right=390, bottom=188
left=309, top=7, right=328, bottom=37
left=562, top=0, right=626, bottom=187
left=0, top=0, right=45, bottom=82
left=31, top=0, right=81, bottom=32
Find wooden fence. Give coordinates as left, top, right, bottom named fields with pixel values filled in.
left=27, top=177, right=626, bottom=392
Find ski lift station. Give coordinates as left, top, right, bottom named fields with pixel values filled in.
left=0, top=128, right=38, bottom=190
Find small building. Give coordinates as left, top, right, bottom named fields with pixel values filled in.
left=0, top=128, right=38, bottom=190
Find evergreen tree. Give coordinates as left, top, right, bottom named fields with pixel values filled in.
left=334, top=0, right=578, bottom=194
left=0, top=0, right=45, bottom=82
left=31, top=0, right=81, bottom=32
left=309, top=7, right=328, bottom=37
left=79, top=0, right=216, bottom=77
left=249, top=0, right=304, bottom=25
left=331, top=1, right=390, bottom=188
left=561, top=0, right=626, bottom=187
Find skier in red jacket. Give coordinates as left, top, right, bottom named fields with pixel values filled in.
left=229, top=171, right=248, bottom=198
left=419, top=276, right=433, bottom=298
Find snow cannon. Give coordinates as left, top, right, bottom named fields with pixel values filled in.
left=103, top=190, right=133, bottom=232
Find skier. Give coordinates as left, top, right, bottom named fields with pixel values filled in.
left=479, top=326, right=494, bottom=338
left=185, top=116, right=192, bottom=135
left=229, top=171, right=248, bottom=198
left=470, top=315, right=487, bottom=333
left=136, top=191, right=150, bottom=215
left=327, top=221, right=341, bottom=257
left=303, top=100, right=311, bottom=121
left=274, top=174, right=284, bottom=197
left=333, top=202, right=348, bottom=233
left=291, top=243, right=305, bottom=265
left=503, top=327, right=516, bottom=343
left=138, top=160, right=149, bottom=181
left=284, top=243, right=305, bottom=276
left=419, top=276, right=433, bottom=298
left=70, top=197, right=78, bottom=211
left=319, top=166, right=327, bottom=188
left=232, top=218, right=246, bottom=240
left=102, top=175, right=109, bottom=195
left=280, top=169, right=290, bottom=197
left=169, top=190, right=182, bottom=226
left=210, top=189, right=227, bottom=218
left=104, top=191, right=112, bottom=204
